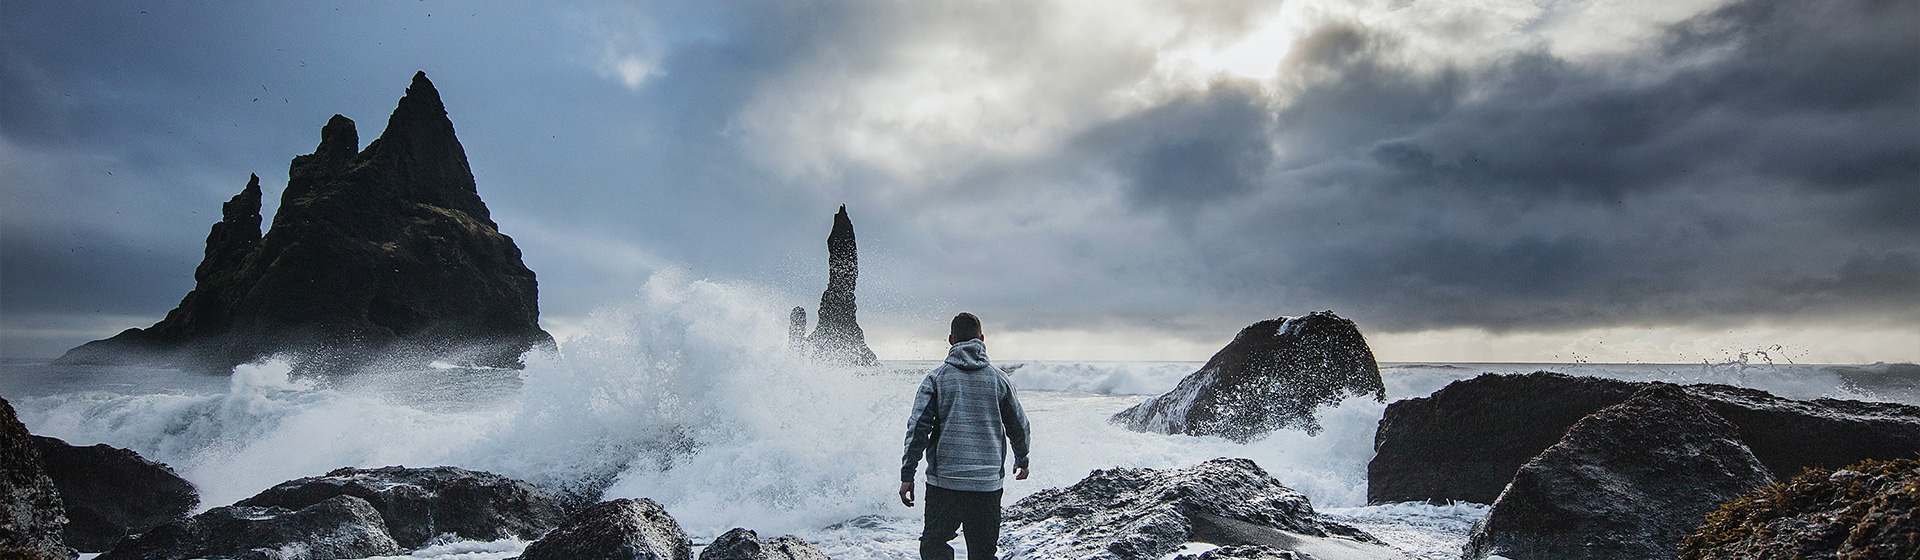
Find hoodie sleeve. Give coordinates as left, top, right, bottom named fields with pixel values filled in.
left=902, top=374, right=940, bottom=483
left=1000, top=373, right=1031, bottom=470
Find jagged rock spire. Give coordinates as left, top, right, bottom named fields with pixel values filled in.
left=315, top=115, right=359, bottom=162
left=194, top=174, right=261, bottom=283
left=56, top=72, right=551, bottom=372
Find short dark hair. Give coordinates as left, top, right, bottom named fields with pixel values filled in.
left=950, top=312, right=982, bottom=341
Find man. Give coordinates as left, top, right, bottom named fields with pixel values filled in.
left=901, top=312, right=1031, bottom=560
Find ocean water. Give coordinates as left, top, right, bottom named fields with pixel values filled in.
left=3, top=274, right=1909, bottom=560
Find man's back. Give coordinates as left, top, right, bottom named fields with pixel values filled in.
left=900, top=313, right=1029, bottom=560
left=905, top=339, right=1030, bottom=492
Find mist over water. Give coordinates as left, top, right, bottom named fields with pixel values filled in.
left=4, top=272, right=1909, bottom=559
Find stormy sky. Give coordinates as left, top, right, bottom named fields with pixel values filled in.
left=3, top=0, right=1916, bottom=363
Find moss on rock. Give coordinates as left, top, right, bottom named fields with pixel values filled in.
left=1681, top=458, right=1919, bottom=560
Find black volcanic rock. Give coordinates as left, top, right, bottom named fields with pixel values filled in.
left=804, top=205, right=878, bottom=366
left=98, top=495, right=399, bottom=560
left=1367, top=371, right=1920, bottom=505
left=30, top=435, right=198, bottom=553
left=1681, top=458, right=1920, bottom=560
left=1368, top=372, right=1641, bottom=505
left=1686, top=383, right=1920, bottom=489
left=1111, top=311, right=1383, bottom=441
left=1173, top=545, right=1303, bottom=560
left=1463, top=384, right=1777, bottom=560
left=233, top=465, right=568, bottom=550
left=697, top=528, right=827, bottom=560
left=1000, top=458, right=1403, bottom=560
left=1, top=397, right=76, bottom=560
left=55, top=72, right=552, bottom=372
left=518, top=498, right=691, bottom=560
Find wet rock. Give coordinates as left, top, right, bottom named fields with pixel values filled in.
left=1681, top=458, right=1919, bottom=560
left=1368, top=372, right=1640, bottom=505
left=1462, top=384, right=1776, bottom=560
left=30, top=435, right=198, bottom=552
left=1173, top=545, right=1302, bottom=560
left=1685, top=383, right=1920, bottom=490
left=234, top=465, right=568, bottom=549
left=697, top=528, right=828, bottom=560
left=1001, top=458, right=1405, bottom=560
left=1368, top=371, right=1920, bottom=505
left=518, top=498, right=691, bottom=560
left=98, top=494, right=399, bottom=560
left=804, top=205, right=878, bottom=366
left=0, top=397, right=76, bottom=560
left=1112, top=311, right=1383, bottom=441
left=55, top=71, right=552, bottom=373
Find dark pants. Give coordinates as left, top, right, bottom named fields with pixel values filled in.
left=920, top=484, right=1003, bottom=560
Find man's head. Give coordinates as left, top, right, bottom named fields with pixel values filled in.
left=949, top=312, right=983, bottom=345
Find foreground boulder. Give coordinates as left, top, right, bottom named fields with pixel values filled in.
left=519, top=498, right=691, bottom=560
left=1463, top=384, right=1776, bottom=560
left=698, top=528, right=827, bottom=560
left=1001, top=458, right=1405, bottom=560
left=55, top=71, right=552, bottom=372
left=1, top=397, right=76, bottom=560
left=234, top=465, right=568, bottom=550
left=1368, top=371, right=1920, bottom=504
left=98, top=495, right=399, bottom=560
left=1113, top=311, right=1383, bottom=441
left=1681, top=458, right=1919, bottom=560
left=30, top=435, right=198, bottom=552
left=1369, top=372, right=1639, bottom=504
left=802, top=205, right=879, bottom=366
left=1174, top=545, right=1305, bottom=560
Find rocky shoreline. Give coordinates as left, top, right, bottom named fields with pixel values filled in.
left=7, top=359, right=1915, bottom=560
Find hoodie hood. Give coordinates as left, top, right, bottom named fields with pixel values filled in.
left=944, top=339, right=992, bottom=370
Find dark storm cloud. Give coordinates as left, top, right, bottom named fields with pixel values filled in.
left=1061, top=0, right=1920, bottom=333
left=0, top=222, right=196, bottom=316
left=1079, top=82, right=1276, bottom=212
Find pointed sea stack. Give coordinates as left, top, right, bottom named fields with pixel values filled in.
left=56, top=72, right=553, bottom=372
left=805, top=205, right=878, bottom=365
left=788, top=307, right=808, bottom=352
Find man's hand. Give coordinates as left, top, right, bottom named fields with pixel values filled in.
left=899, top=481, right=915, bottom=507
left=1015, top=466, right=1030, bottom=480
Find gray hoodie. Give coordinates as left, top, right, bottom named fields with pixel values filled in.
left=901, top=338, right=1031, bottom=492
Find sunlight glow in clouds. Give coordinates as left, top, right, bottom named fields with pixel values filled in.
left=1170, top=9, right=1302, bottom=81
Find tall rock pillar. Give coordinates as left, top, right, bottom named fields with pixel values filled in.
left=788, top=307, right=808, bottom=352
left=806, top=205, right=878, bottom=365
